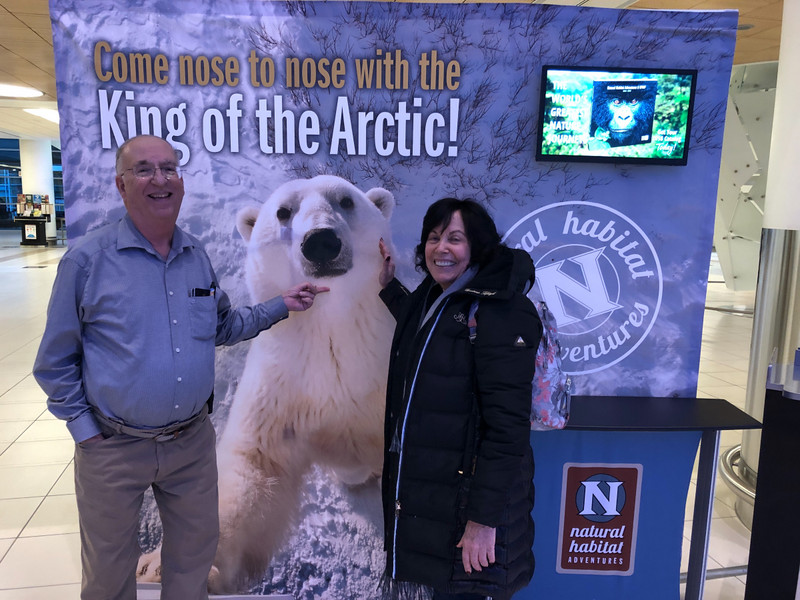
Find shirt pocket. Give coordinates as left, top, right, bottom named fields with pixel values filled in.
left=189, top=297, right=217, bottom=340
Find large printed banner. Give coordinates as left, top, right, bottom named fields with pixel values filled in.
left=50, top=1, right=736, bottom=597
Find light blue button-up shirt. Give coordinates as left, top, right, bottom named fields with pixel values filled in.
left=33, top=215, right=288, bottom=443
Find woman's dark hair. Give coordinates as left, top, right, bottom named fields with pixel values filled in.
left=414, top=198, right=502, bottom=274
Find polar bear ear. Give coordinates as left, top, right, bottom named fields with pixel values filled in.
left=366, top=188, right=394, bottom=220
left=237, top=206, right=261, bottom=242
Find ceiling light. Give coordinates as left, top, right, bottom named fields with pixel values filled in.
left=0, top=84, right=44, bottom=98
left=24, top=108, right=60, bottom=124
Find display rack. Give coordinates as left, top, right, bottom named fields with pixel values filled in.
left=15, top=194, right=53, bottom=246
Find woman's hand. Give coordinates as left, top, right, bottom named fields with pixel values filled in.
left=456, top=520, right=496, bottom=573
left=378, top=238, right=395, bottom=289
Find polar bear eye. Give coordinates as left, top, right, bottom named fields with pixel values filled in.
left=340, top=196, right=354, bottom=210
left=276, top=207, right=292, bottom=222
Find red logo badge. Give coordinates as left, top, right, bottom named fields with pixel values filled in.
left=556, top=463, right=642, bottom=575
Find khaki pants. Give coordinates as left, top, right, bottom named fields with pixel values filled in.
left=74, top=413, right=218, bottom=600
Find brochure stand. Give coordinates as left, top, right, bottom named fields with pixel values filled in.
left=15, top=215, right=51, bottom=246
left=15, top=194, right=54, bottom=246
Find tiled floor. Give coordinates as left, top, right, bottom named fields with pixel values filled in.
left=0, top=228, right=758, bottom=599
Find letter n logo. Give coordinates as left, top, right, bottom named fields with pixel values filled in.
left=535, top=248, right=622, bottom=327
left=577, top=476, right=624, bottom=522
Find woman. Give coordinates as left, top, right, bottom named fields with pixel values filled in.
left=378, top=198, right=542, bottom=600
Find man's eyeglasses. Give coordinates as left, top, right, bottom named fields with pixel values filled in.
left=122, top=165, right=182, bottom=180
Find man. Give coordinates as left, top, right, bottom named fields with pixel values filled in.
left=33, top=135, right=328, bottom=599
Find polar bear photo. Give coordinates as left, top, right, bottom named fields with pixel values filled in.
left=137, top=175, right=397, bottom=596
left=211, top=175, right=396, bottom=592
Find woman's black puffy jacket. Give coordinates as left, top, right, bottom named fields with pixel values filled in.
left=380, top=247, right=542, bottom=599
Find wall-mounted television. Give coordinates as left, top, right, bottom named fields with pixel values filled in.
left=536, top=65, right=698, bottom=165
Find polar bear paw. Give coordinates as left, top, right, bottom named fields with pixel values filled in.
left=136, top=547, right=162, bottom=582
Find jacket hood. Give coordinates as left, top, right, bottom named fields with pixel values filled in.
left=462, top=246, right=535, bottom=300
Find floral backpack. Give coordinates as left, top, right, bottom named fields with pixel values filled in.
left=468, top=299, right=571, bottom=431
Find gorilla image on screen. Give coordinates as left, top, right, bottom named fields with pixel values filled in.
left=589, top=80, right=657, bottom=148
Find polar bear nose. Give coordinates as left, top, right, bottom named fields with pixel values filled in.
left=302, top=229, right=342, bottom=263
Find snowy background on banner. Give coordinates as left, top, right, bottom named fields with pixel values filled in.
left=50, top=1, right=736, bottom=597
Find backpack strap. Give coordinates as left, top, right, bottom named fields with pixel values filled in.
left=467, top=299, right=479, bottom=344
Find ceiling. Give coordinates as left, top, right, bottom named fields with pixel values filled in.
left=0, top=0, right=784, bottom=144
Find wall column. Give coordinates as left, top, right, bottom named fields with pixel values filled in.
left=762, top=0, right=800, bottom=231
left=742, top=2, right=800, bottom=597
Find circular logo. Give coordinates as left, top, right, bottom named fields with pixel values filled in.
left=575, top=473, right=627, bottom=524
left=503, top=202, right=662, bottom=374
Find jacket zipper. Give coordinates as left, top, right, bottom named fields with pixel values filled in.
left=392, top=302, right=448, bottom=578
